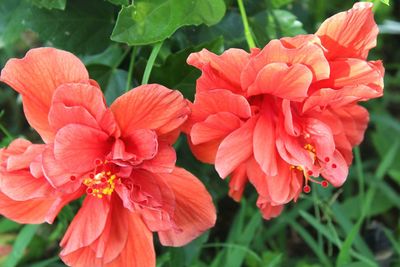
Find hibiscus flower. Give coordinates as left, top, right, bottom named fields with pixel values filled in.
left=0, top=47, right=216, bottom=266
left=185, top=2, right=383, bottom=219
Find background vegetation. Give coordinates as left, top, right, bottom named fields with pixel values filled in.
left=0, top=0, right=399, bottom=266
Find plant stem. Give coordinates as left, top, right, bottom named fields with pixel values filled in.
left=237, top=0, right=256, bottom=49
left=125, top=46, right=138, bottom=92
left=141, top=42, right=163, bottom=85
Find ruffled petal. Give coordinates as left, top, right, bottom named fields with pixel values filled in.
left=111, top=84, right=189, bottom=137
left=241, top=39, right=329, bottom=90
left=140, top=142, right=176, bottom=173
left=191, top=112, right=242, bottom=145
left=0, top=48, right=89, bottom=142
left=158, top=167, right=216, bottom=246
left=215, top=117, right=256, bottom=178
left=48, top=83, right=116, bottom=134
left=53, top=124, right=113, bottom=173
left=228, top=163, right=248, bottom=202
left=187, top=48, right=250, bottom=93
left=256, top=196, right=284, bottom=220
left=188, top=138, right=221, bottom=164
left=247, top=63, right=312, bottom=101
left=316, top=2, right=378, bottom=59
left=190, top=89, right=252, bottom=123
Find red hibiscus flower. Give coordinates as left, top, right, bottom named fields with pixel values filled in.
left=0, top=48, right=216, bottom=266
left=185, top=2, right=383, bottom=220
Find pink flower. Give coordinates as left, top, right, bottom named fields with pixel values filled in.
left=0, top=47, right=216, bottom=266
left=185, top=2, right=383, bottom=220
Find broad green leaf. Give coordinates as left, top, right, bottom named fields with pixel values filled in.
left=111, top=0, right=226, bottom=45
left=105, top=69, right=128, bottom=105
left=151, top=37, right=224, bottom=101
left=250, top=9, right=306, bottom=46
left=0, top=0, right=30, bottom=48
left=27, top=0, right=115, bottom=55
left=4, top=224, right=39, bottom=267
left=271, top=0, right=293, bottom=8
left=30, top=0, right=66, bottom=10
left=107, top=0, right=129, bottom=5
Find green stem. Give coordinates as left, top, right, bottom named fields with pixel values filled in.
left=237, top=0, right=256, bottom=49
left=125, top=46, right=138, bottom=92
left=141, top=42, right=163, bottom=85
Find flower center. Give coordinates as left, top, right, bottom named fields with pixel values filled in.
left=83, top=160, right=118, bottom=198
left=290, top=143, right=329, bottom=193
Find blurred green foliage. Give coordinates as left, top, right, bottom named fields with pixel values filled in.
left=0, top=0, right=399, bottom=266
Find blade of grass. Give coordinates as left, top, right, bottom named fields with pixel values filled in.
left=337, top=142, right=399, bottom=266
left=4, top=224, right=39, bottom=267
left=289, top=221, right=332, bottom=267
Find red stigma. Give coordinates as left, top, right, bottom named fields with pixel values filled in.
left=86, top=188, right=93, bottom=194
left=303, top=185, right=311, bottom=193
left=321, top=181, right=329, bottom=188
left=307, top=170, right=313, bottom=176
left=70, top=175, right=76, bottom=181
left=95, top=159, right=102, bottom=165
left=331, top=163, right=337, bottom=169
left=101, top=177, right=107, bottom=183
left=89, top=173, right=94, bottom=178
left=324, top=157, right=330, bottom=162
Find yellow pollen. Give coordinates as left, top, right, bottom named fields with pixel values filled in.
left=84, top=170, right=118, bottom=199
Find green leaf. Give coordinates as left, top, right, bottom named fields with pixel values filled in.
left=380, top=0, right=390, bottom=5
left=111, top=0, right=226, bottom=45
left=0, top=0, right=30, bottom=48
left=250, top=9, right=306, bottom=46
left=107, top=0, right=129, bottom=5
left=27, top=0, right=115, bottom=55
left=4, top=224, right=39, bottom=267
left=270, top=0, right=293, bottom=8
left=151, top=37, right=224, bottom=101
left=0, top=219, right=20, bottom=234
left=30, top=0, right=66, bottom=10
left=105, top=69, right=128, bottom=105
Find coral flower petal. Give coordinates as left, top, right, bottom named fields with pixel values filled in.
left=106, top=212, right=155, bottom=267
left=48, top=83, right=109, bottom=132
left=140, top=142, right=176, bottom=173
left=0, top=48, right=89, bottom=142
left=191, top=112, right=242, bottom=145
left=60, top=197, right=110, bottom=256
left=190, top=89, right=251, bottom=123
left=253, top=105, right=278, bottom=176
left=257, top=196, right=284, bottom=220
left=248, top=63, right=312, bottom=101
left=111, top=84, right=189, bottom=137
left=53, top=124, right=112, bottom=173
left=316, top=2, right=378, bottom=60
left=216, top=117, right=256, bottom=178
left=158, top=167, right=216, bottom=246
